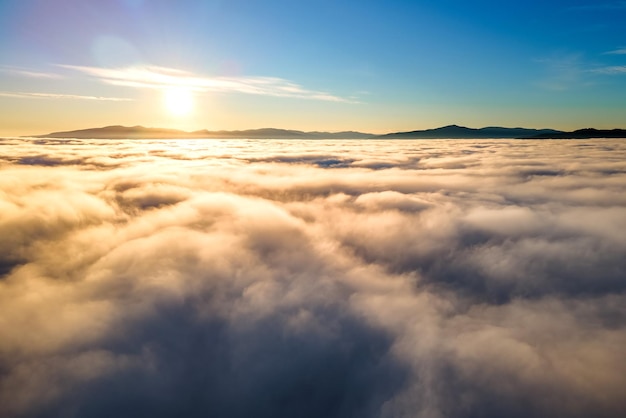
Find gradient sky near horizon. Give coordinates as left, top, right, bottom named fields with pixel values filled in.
left=1, top=0, right=625, bottom=136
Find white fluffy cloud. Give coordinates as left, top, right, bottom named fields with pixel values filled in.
left=1, top=137, right=625, bottom=417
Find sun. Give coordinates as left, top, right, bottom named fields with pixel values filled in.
left=163, top=88, right=194, bottom=117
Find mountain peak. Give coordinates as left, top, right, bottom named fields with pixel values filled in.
left=32, top=125, right=375, bottom=140
left=29, top=124, right=626, bottom=140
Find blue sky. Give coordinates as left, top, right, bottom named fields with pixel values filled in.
left=1, top=0, right=625, bottom=135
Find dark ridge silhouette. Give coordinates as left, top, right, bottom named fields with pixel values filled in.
left=523, top=128, right=626, bottom=139
left=29, top=125, right=626, bottom=140
left=375, top=125, right=563, bottom=139
left=31, top=126, right=375, bottom=140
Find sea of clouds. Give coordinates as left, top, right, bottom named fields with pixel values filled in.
left=1, top=137, right=625, bottom=418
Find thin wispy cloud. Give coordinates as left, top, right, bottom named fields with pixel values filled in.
left=0, top=66, right=62, bottom=79
left=536, top=51, right=626, bottom=91
left=589, top=65, right=626, bottom=74
left=0, top=91, right=133, bottom=101
left=604, top=48, right=626, bottom=55
left=60, top=64, right=354, bottom=103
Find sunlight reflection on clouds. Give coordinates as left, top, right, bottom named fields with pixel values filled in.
left=0, top=138, right=625, bottom=418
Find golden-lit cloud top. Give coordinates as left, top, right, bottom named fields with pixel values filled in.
left=0, top=138, right=625, bottom=417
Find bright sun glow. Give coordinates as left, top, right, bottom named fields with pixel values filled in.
left=163, top=88, right=194, bottom=117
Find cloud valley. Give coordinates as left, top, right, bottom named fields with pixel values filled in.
left=0, top=138, right=625, bottom=418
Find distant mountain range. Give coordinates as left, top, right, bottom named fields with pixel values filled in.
left=32, top=124, right=626, bottom=139
left=376, top=125, right=562, bottom=139
left=33, top=125, right=374, bottom=140
left=519, top=128, right=626, bottom=139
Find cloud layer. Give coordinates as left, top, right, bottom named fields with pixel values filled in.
left=61, top=64, right=352, bottom=102
left=0, top=91, right=133, bottom=101
left=1, top=137, right=625, bottom=417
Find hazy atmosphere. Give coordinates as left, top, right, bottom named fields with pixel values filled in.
left=1, top=138, right=625, bottom=417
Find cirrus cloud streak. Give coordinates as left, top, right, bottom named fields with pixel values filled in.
left=0, top=91, right=133, bottom=101
left=60, top=64, right=354, bottom=103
